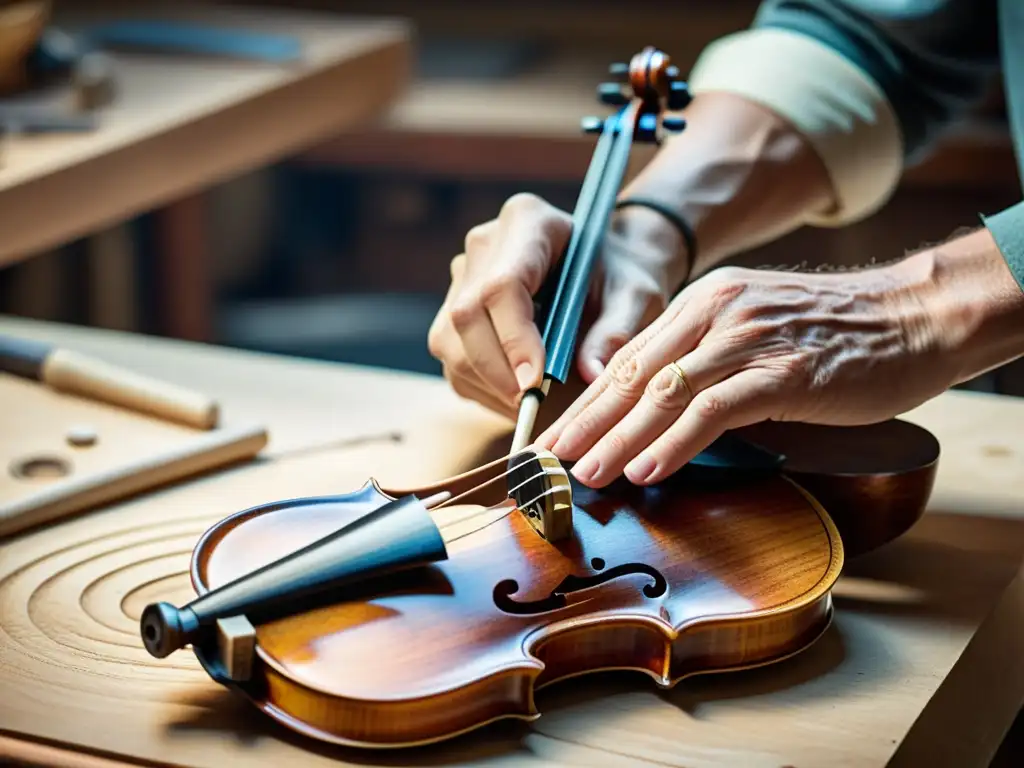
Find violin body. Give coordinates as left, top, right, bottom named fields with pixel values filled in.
left=189, top=464, right=840, bottom=748
left=152, top=418, right=938, bottom=750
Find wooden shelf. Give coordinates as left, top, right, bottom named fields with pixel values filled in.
left=303, top=48, right=1018, bottom=193
left=0, top=2, right=412, bottom=267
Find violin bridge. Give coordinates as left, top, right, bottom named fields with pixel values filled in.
left=507, top=449, right=573, bottom=542
left=216, top=615, right=256, bottom=682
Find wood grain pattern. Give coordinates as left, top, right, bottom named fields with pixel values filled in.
left=3, top=316, right=1024, bottom=767
left=0, top=372, right=267, bottom=538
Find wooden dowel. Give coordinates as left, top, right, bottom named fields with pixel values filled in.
left=40, top=348, right=219, bottom=430
left=0, top=332, right=219, bottom=430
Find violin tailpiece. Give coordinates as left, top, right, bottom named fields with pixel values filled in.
left=140, top=493, right=449, bottom=661
left=217, top=615, right=256, bottom=682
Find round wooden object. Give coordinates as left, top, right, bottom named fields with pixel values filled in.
left=735, top=419, right=940, bottom=557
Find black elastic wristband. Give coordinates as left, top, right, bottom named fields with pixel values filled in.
left=614, top=197, right=698, bottom=274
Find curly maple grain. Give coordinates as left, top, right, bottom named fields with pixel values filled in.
left=189, top=468, right=844, bottom=749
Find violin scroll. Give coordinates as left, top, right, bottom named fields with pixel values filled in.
left=583, top=46, right=692, bottom=144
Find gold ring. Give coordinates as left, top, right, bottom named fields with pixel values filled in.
left=666, top=361, right=693, bottom=397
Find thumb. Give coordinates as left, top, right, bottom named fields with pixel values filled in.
left=576, top=286, right=662, bottom=383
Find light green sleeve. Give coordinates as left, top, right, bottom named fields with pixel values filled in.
left=982, top=200, right=1024, bottom=293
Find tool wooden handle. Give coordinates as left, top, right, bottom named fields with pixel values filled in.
left=41, top=349, right=219, bottom=430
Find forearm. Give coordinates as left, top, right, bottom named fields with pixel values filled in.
left=618, top=23, right=907, bottom=283
left=890, top=225, right=1024, bottom=385
left=619, top=91, right=837, bottom=279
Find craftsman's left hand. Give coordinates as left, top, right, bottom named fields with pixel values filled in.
left=534, top=258, right=963, bottom=488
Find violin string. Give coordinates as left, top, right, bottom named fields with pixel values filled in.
left=429, top=465, right=562, bottom=529
left=431, top=461, right=540, bottom=510
left=429, top=446, right=549, bottom=510
left=430, top=450, right=573, bottom=544
left=443, top=482, right=573, bottom=544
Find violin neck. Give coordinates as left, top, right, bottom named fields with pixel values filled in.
left=539, top=106, right=636, bottom=385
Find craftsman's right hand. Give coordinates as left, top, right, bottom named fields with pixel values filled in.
left=428, top=192, right=689, bottom=419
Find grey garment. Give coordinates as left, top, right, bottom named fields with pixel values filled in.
left=754, top=0, right=1024, bottom=292
left=753, top=0, right=1002, bottom=164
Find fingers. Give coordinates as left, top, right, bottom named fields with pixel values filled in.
left=446, top=365, right=518, bottom=421
left=535, top=291, right=707, bottom=461
left=622, top=367, right=779, bottom=485
left=429, top=253, right=515, bottom=413
left=449, top=294, right=522, bottom=401
left=564, top=343, right=731, bottom=487
left=575, top=283, right=663, bottom=384
left=483, top=275, right=545, bottom=390
left=442, top=194, right=572, bottom=402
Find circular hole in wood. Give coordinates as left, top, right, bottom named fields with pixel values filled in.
left=10, top=454, right=72, bottom=480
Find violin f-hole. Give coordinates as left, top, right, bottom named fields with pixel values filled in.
left=492, top=556, right=669, bottom=616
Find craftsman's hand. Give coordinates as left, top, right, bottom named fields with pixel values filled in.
left=535, top=229, right=1024, bottom=488
left=428, top=193, right=688, bottom=419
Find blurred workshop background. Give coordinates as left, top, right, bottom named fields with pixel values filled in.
left=0, top=0, right=1021, bottom=394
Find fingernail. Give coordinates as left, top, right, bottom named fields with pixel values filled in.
left=572, top=454, right=601, bottom=484
left=625, top=453, right=657, bottom=484
left=551, top=422, right=585, bottom=459
left=515, top=363, right=535, bottom=391
left=583, top=358, right=605, bottom=382
left=535, top=429, right=557, bottom=450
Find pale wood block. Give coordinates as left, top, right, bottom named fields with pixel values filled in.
left=216, top=615, right=256, bottom=682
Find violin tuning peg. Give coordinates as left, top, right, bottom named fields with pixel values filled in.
left=662, top=115, right=687, bottom=133
left=637, top=112, right=659, bottom=143
left=668, top=81, right=692, bottom=111
left=608, top=62, right=629, bottom=79
left=666, top=65, right=680, bottom=79
left=580, top=116, right=604, bottom=134
left=597, top=82, right=629, bottom=106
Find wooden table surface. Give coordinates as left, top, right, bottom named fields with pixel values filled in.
left=0, top=1, right=411, bottom=266
left=1, top=314, right=1024, bottom=768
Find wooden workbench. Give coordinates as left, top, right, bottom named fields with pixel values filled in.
left=0, top=2, right=410, bottom=266
left=0, top=2, right=411, bottom=342
left=1, top=314, right=1023, bottom=767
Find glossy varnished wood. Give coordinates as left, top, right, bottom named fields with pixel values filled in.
left=735, top=419, right=940, bottom=556
left=190, top=462, right=843, bottom=748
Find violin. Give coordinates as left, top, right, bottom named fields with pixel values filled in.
left=138, top=47, right=941, bottom=751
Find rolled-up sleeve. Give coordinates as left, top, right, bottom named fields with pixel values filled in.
left=983, top=201, right=1024, bottom=293
left=687, top=0, right=1002, bottom=227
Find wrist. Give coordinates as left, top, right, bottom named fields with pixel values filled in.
left=608, top=203, right=692, bottom=295
left=618, top=92, right=835, bottom=277
left=887, top=227, right=1024, bottom=385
